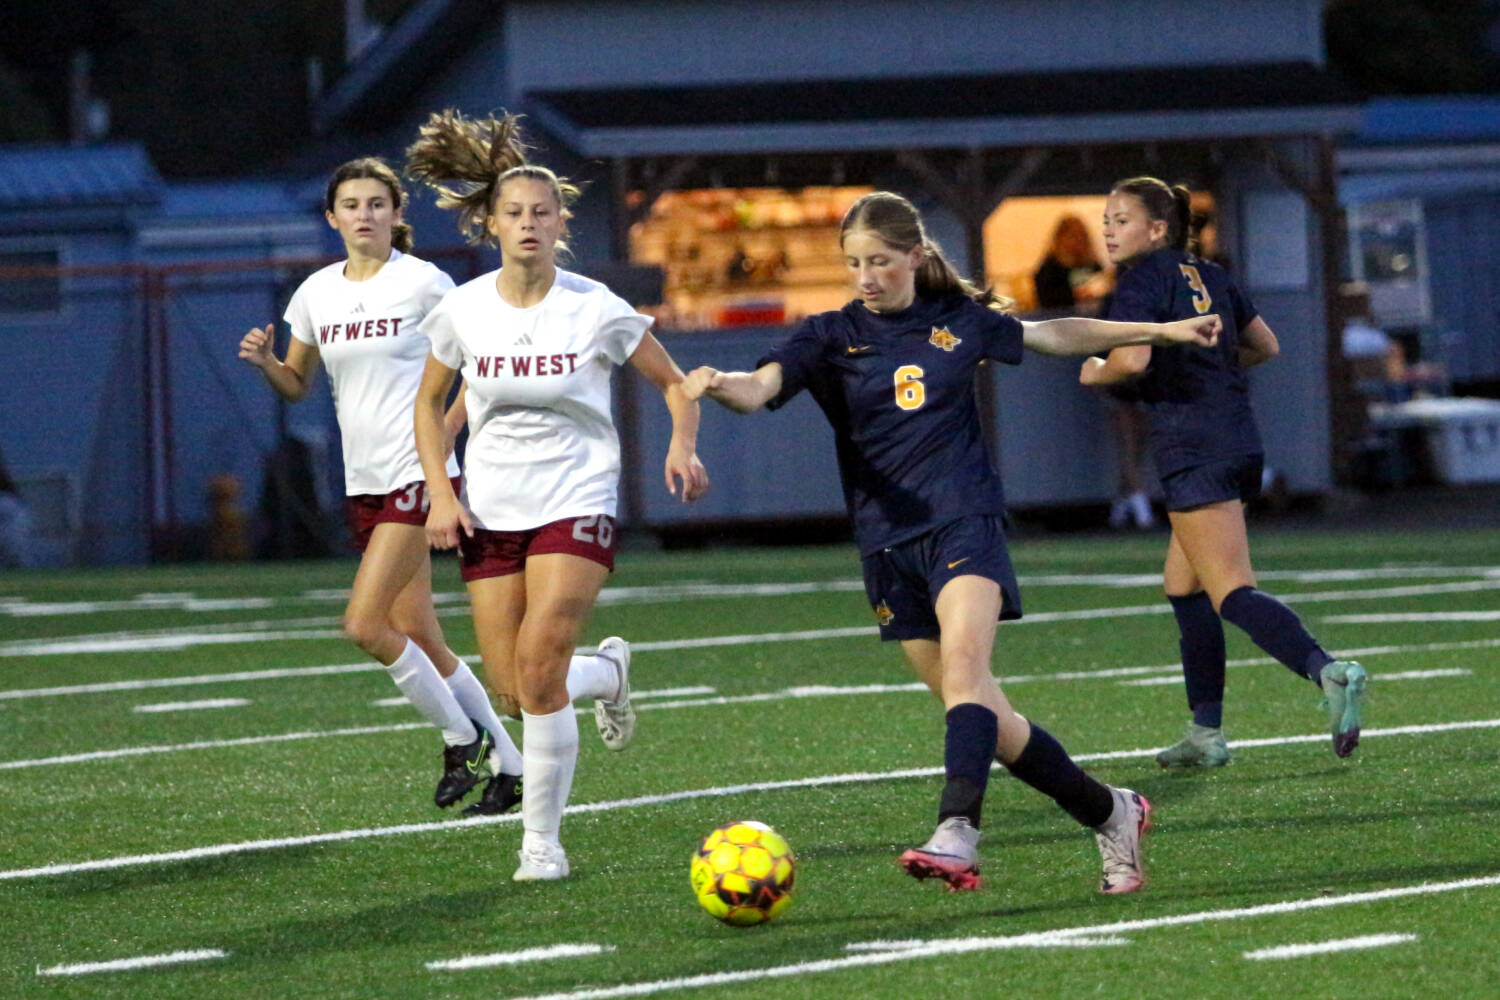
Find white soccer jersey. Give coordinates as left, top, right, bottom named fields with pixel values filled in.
left=420, top=268, right=651, bottom=530
left=284, top=249, right=460, bottom=495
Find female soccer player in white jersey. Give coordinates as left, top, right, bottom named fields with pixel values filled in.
left=406, top=111, right=709, bottom=882
left=683, top=192, right=1218, bottom=896
left=238, top=157, right=524, bottom=813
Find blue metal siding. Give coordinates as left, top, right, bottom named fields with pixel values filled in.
left=1425, top=195, right=1500, bottom=383
left=0, top=144, right=162, bottom=209
left=506, top=0, right=1325, bottom=91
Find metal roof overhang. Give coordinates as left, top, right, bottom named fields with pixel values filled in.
left=527, top=106, right=1366, bottom=158
left=524, top=62, right=1364, bottom=159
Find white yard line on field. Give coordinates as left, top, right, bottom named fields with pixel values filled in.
left=0, top=628, right=347, bottom=656
left=845, top=935, right=1130, bottom=951
left=370, top=685, right=717, bottom=711
left=1324, top=611, right=1500, bottom=622
left=7, top=565, right=1500, bottom=673
left=35, top=949, right=227, bottom=977
left=495, top=882, right=1487, bottom=1000
left=425, top=943, right=616, bottom=971
left=1242, top=933, right=1418, bottom=961
left=1119, top=667, right=1472, bottom=687
left=132, top=698, right=251, bottom=713
left=8, top=574, right=1500, bottom=658
left=0, top=661, right=377, bottom=700
left=2, top=717, right=1496, bottom=884
left=0, top=722, right=428, bottom=770
left=1, top=638, right=1495, bottom=771
left=5, top=563, right=1494, bottom=617
left=7, top=564, right=1492, bottom=618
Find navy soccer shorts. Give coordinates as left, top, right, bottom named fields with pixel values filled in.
left=859, top=515, right=1022, bottom=642
left=1161, top=453, right=1264, bottom=512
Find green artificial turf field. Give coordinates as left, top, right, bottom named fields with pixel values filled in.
left=3, top=527, right=1498, bottom=999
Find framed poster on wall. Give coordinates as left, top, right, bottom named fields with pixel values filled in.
left=1348, top=199, right=1430, bottom=328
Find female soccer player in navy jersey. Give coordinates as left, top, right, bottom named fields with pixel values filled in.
left=407, top=111, right=708, bottom=882
left=682, top=191, right=1219, bottom=895
left=238, top=157, right=524, bottom=812
left=1080, top=176, right=1367, bottom=768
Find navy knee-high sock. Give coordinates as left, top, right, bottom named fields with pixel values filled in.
left=1002, top=722, right=1114, bottom=828
left=939, top=703, right=998, bottom=827
left=1218, top=585, right=1335, bottom=684
left=1169, top=591, right=1226, bottom=728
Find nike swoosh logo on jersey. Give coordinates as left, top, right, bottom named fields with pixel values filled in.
left=947, top=557, right=971, bottom=569
left=846, top=345, right=872, bottom=354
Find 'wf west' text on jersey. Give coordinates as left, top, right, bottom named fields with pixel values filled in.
left=472, top=353, right=580, bottom=377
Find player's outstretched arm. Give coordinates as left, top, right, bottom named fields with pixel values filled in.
left=629, top=332, right=710, bottom=502
left=1023, top=315, right=1220, bottom=356
left=237, top=324, right=320, bottom=401
left=680, top=364, right=783, bottom=414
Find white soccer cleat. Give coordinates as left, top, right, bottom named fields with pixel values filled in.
left=593, top=636, right=635, bottom=751
left=513, top=838, right=570, bottom=882
left=1095, top=786, right=1153, bottom=895
left=898, top=815, right=982, bottom=891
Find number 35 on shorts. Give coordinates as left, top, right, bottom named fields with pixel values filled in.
left=393, top=481, right=429, bottom=513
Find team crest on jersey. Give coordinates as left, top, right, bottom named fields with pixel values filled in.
left=873, top=601, right=895, bottom=626
left=929, top=326, right=961, bottom=351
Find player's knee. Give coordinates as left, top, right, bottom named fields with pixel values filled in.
left=342, top=612, right=385, bottom=654
left=513, top=654, right=568, bottom=707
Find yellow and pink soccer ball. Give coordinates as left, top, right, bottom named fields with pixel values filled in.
left=689, top=820, right=796, bottom=926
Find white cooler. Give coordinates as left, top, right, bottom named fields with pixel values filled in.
left=1369, top=397, right=1500, bottom=484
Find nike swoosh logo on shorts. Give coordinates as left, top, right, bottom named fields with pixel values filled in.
left=947, top=557, right=971, bottom=569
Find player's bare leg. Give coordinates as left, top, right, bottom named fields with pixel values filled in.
left=349, top=523, right=493, bottom=805
left=506, top=553, right=610, bottom=880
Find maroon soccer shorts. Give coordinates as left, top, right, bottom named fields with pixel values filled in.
left=345, top=477, right=461, bottom=552
left=458, top=514, right=617, bottom=581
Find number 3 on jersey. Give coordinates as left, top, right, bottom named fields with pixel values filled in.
left=1179, top=264, right=1213, bottom=315
left=894, top=365, right=926, bottom=411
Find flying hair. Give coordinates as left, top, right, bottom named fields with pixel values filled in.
left=404, top=109, right=580, bottom=250
left=840, top=192, right=1010, bottom=311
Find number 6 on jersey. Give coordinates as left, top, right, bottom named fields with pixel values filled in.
left=894, top=364, right=926, bottom=411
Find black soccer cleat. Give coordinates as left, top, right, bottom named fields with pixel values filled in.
left=434, top=721, right=494, bottom=808
left=462, top=772, right=523, bottom=816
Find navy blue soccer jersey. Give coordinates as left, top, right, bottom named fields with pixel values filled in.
left=1106, top=247, right=1263, bottom=476
left=759, top=294, right=1024, bottom=556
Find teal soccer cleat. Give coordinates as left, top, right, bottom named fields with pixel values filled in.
left=1155, top=723, right=1231, bottom=768
left=1320, top=660, right=1368, bottom=758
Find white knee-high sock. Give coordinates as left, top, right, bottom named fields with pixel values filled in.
left=520, top=705, right=579, bottom=845
left=566, top=653, right=615, bottom=701
left=387, top=638, right=475, bottom=746
left=445, top=660, right=524, bottom=774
